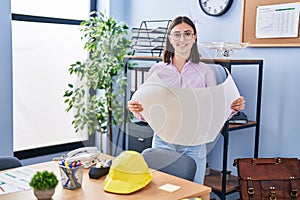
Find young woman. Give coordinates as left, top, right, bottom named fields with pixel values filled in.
left=128, top=16, right=245, bottom=184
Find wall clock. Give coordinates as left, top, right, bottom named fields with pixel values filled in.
left=199, top=0, right=234, bottom=17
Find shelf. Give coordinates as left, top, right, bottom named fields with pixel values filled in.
left=204, top=169, right=239, bottom=194
left=130, top=20, right=171, bottom=57
left=228, top=120, right=257, bottom=131
left=132, top=45, right=164, bottom=51
left=131, top=27, right=168, bottom=34
left=124, top=55, right=162, bottom=62
left=202, top=59, right=263, bottom=199
left=131, top=36, right=166, bottom=42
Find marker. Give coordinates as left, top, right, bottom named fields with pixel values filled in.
left=64, top=161, right=76, bottom=188
left=76, top=161, right=82, bottom=167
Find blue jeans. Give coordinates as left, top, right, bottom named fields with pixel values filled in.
left=152, top=134, right=206, bottom=184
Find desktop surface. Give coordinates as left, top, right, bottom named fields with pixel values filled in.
left=0, top=154, right=211, bottom=200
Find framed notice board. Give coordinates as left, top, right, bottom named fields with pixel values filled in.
left=241, top=0, right=300, bottom=47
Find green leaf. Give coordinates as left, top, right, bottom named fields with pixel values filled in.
left=29, top=171, right=58, bottom=190
left=63, top=11, right=131, bottom=137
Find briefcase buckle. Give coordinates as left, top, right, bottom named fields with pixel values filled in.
left=248, top=187, right=255, bottom=195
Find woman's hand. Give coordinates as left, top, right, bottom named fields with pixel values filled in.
left=128, top=100, right=145, bottom=121
left=231, top=96, right=245, bottom=111
left=128, top=100, right=144, bottom=113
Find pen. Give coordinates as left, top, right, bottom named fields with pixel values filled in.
left=64, top=176, right=70, bottom=187
left=0, top=186, right=5, bottom=192
left=64, top=161, right=76, bottom=188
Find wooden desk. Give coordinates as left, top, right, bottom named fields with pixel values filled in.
left=1, top=154, right=211, bottom=200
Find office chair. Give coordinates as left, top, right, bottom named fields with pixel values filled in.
left=0, top=156, right=22, bottom=170
left=141, top=148, right=196, bottom=181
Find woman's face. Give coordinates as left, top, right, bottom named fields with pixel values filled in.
left=169, top=22, right=197, bottom=58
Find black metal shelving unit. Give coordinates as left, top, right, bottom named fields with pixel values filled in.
left=122, top=56, right=162, bottom=152
left=201, top=58, right=263, bottom=200
left=122, top=56, right=264, bottom=200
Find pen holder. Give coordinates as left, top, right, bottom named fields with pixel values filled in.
left=59, top=165, right=84, bottom=190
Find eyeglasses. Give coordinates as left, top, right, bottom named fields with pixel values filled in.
left=170, top=31, right=194, bottom=41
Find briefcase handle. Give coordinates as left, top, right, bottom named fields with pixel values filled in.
left=251, top=158, right=282, bottom=165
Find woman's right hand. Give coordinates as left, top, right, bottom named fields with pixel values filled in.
left=127, top=100, right=144, bottom=114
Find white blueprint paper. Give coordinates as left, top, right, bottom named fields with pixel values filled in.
left=131, top=70, right=240, bottom=146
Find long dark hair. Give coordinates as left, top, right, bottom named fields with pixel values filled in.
left=163, top=16, right=201, bottom=63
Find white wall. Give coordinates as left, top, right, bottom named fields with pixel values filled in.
left=0, top=0, right=13, bottom=156
left=2, top=0, right=300, bottom=173
left=112, top=0, right=300, bottom=171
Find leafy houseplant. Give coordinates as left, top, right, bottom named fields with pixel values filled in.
left=29, top=170, right=58, bottom=200
left=63, top=12, right=131, bottom=154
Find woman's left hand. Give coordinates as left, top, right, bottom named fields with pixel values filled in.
left=231, top=96, right=245, bottom=111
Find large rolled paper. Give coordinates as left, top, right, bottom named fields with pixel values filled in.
left=131, top=70, right=240, bottom=146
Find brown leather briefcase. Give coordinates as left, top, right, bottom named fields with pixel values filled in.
left=233, top=158, right=300, bottom=200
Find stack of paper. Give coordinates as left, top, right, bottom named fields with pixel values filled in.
left=0, top=168, right=37, bottom=195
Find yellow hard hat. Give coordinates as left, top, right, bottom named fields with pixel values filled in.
left=103, top=150, right=152, bottom=194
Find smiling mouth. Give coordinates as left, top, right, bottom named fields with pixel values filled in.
left=176, top=43, right=188, bottom=48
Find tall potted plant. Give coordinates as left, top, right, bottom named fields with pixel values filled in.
left=63, top=12, right=131, bottom=155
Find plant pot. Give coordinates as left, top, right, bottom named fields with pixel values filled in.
left=33, top=188, right=55, bottom=200
left=221, top=171, right=232, bottom=181
left=205, top=167, right=210, bottom=176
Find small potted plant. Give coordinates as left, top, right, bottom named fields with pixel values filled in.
left=221, top=170, right=232, bottom=181
left=225, top=170, right=232, bottom=180
left=205, top=163, right=210, bottom=176
left=29, top=170, right=59, bottom=200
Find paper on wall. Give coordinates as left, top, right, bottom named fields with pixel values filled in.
left=131, top=70, right=240, bottom=146
left=256, top=3, right=300, bottom=38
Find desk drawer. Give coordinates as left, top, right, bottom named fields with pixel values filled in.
left=128, top=122, right=153, bottom=153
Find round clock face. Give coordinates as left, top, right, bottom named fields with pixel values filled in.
left=199, top=0, right=233, bottom=16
